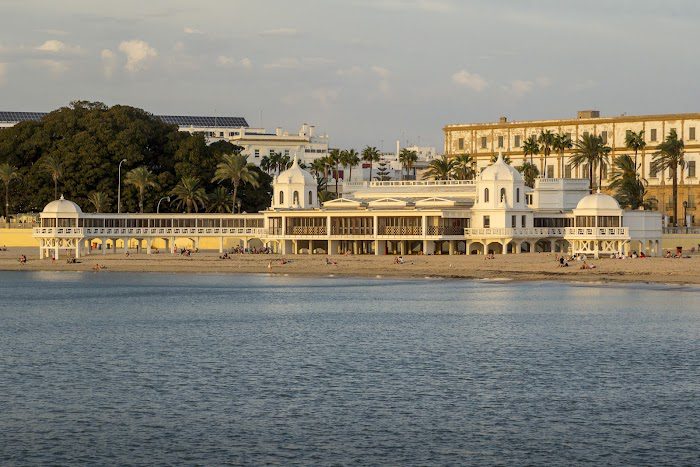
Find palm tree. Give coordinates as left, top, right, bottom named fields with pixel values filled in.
left=212, top=153, right=260, bottom=213
left=452, top=153, right=475, bottom=180
left=625, top=130, right=646, bottom=177
left=570, top=134, right=606, bottom=193
left=207, top=186, right=232, bottom=213
left=398, top=148, right=418, bottom=180
left=39, top=153, right=63, bottom=200
left=651, top=128, right=685, bottom=226
left=260, top=155, right=272, bottom=174
left=552, top=133, right=573, bottom=177
left=522, top=135, right=539, bottom=165
left=124, top=166, right=158, bottom=213
left=329, top=149, right=342, bottom=194
left=361, top=146, right=381, bottom=181
left=538, top=130, right=555, bottom=177
left=0, top=163, right=19, bottom=218
left=516, top=162, right=539, bottom=188
left=423, top=155, right=455, bottom=180
left=609, top=155, right=648, bottom=209
left=170, top=176, right=208, bottom=213
left=341, top=149, right=360, bottom=182
left=87, top=191, right=110, bottom=213
left=310, top=158, right=326, bottom=180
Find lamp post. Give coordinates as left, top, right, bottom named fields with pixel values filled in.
left=683, top=200, right=688, bottom=231
left=157, top=196, right=170, bottom=214
left=117, top=158, right=127, bottom=214
left=236, top=200, right=241, bottom=214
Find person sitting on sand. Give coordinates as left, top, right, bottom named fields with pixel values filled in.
left=395, top=256, right=405, bottom=264
left=580, top=261, right=596, bottom=270
left=639, top=251, right=646, bottom=258
left=325, top=257, right=337, bottom=265
left=279, top=258, right=289, bottom=265
left=18, top=254, right=27, bottom=264
left=559, top=257, right=569, bottom=267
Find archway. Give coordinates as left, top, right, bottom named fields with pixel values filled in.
left=486, top=241, right=503, bottom=255
left=469, top=241, right=485, bottom=255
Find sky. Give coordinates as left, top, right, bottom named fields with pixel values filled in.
left=1, top=0, right=699, bottom=151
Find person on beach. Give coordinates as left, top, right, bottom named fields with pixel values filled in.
left=325, top=257, right=337, bottom=265
left=18, top=254, right=27, bottom=264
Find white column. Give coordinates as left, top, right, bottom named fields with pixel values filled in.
left=502, top=239, right=508, bottom=254
left=218, top=237, right=224, bottom=254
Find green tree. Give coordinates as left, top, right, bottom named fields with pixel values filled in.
left=609, top=155, right=648, bottom=209
left=489, top=153, right=512, bottom=164
left=40, top=153, right=64, bottom=200
left=87, top=191, right=110, bottom=213
left=329, top=149, right=342, bottom=194
left=398, top=148, right=418, bottom=180
left=625, top=130, right=646, bottom=177
left=522, top=135, right=539, bottom=165
left=124, top=166, right=158, bottom=213
left=207, top=186, right=232, bottom=213
left=651, top=128, right=685, bottom=226
left=341, top=148, right=360, bottom=182
left=170, top=176, right=208, bottom=213
left=552, top=133, right=573, bottom=177
left=452, top=153, right=475, bottom=180
left=516, top=162, right=539, bottom=188
left=374, top=159, right=392, bottom=181
left=423, top=155, right=455, bottom=180
left=310, top=158, right=326, bottom=180
left=570, top=134, right=609, bottom=193
left=212, top=153, right=260, bottom=213
left=0, top=163, right=19, bottom=218
left=538, top=129, right=555, bottom=176
left=361, top=146, right=381, bottom=181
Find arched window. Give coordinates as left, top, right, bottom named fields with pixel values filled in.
left=484, top=188, right=489, bottom=202
left=500, top=188, right=506, bottom=203
left=293, top=191, right=299, bottom=205
left=516, top=188, right=520, bottom=203
left=279, top=191, right=284, bottom=205
left=308, top=191, right=313, bottom=204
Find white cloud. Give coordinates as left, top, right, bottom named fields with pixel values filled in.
left=260, top=28, right=299, bottom=36
left=101, top=49, right=117, bottom=78
left=451, top=70, right=488, bottom=91
left=336, top=66, right=364, bottom=76
left=183, top=26, right=203, bottom=34
left=37, top=59, right=68, bottom=76
left=505, top=79, right=534, bottom=97
left=311, top=87, right=339, bottom=107
left=35, top=40, right=81, bottom=54
left=264, top=57, right=332, bottom=70
left=536, top=76, right=552, bottom=87
left=38, top=29, right=69, bottom=36
left=363, top=0, right=452, bottom=12
left=0, top=63, right=7, bottom=85
left=216, top=56, right=252, bottom=70
left=118, top=39, right=157, bottom=72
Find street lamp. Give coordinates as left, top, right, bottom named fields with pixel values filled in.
left=683, top=200, right=688, bottom=229
left=157, top=196, right=170, bottom=214
left=117, top=158, right=127, bottom=213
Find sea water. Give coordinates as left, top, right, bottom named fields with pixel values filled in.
left=0, top=271, right=698, bottom=465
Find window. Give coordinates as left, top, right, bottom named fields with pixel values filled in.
left=649, top=163, right=657, bottom=178
left=565, top=164, right=572, bottom=178
left=269, top=149, right=275, bottom=156
left=583, top=131, right=589, bottom=138
left=254, top=149, right=260, bottom=157
left=511, top=215, right=516, bottom=228
left=458, top=137, right=464, bottom=150
left=690, top=127, right=696, bottom=140
left=514, top=135, right=521, bottom=147
left=480, top=136, right=487, bottom=149
left=566, top=132, right=572, bottom=141
left=547, top=165, right=554, bottom=178
left=601, top=131, right=608, bottom=144
left=484, top=188, right=489, bottom=202
left=219, top=132, right=224, bottom=137
left=500, top=188, right=506, bottom=203
left=516, top=187, right=520, bottom=203
left=483, top=215, right=490, bottom=228
left=498, top=136, right=504, bottom=148
left=688, top=161, right=696, bottom=178
left=308, top=191, right=313, bottom=204
left=279, top=191, right=284, bottom=204
left=284, top=149, right=290, bottom=156
left=650, top=129, right=657, bottom=141
left=293, top=191, right=299, bottom=205
left=521, top=215, right=526, bottom=228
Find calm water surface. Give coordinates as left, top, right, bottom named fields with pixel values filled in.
left=1, top=271, right=699, bottom=465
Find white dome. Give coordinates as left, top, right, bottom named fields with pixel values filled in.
left=575, top=192, right=621, bottom=211
left=42, top=196, right=83, bottom=215
left=480, top=152, right=523, bottom=182
left=276, top=156, right=316, bottom=185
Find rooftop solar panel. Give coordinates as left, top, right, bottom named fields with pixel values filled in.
left=0, top=111, right=249, bottom=128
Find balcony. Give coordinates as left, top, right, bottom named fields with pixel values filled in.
left=378, top=226, right=422, bottom=236
left=464, top=227, right=567, bottom=238
left=564, top=227, right=629, bottom=239
left=33, top=227, right=84, bottom=237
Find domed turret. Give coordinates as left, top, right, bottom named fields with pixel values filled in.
left=272, top=156, right=319, bottom=209
left=575, top=191, right=621, bottom=212
left=41, top=195, right=83, bottom=216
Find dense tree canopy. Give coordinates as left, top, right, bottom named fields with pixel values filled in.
left=0, top=101, right=271, bottom=213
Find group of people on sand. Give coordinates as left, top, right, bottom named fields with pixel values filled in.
left=325, top=257, right=337, bottom=266
left=556, top=254, right=596, bottom=269
left=484, top=252, right=496, bottom=260
left=92, top=263, right=107, bottom=272
left=230, top=246, right=273, bottom=255
left=17, top=254, right=27, bottom=264
left=1, top=245, right=7, bottom=252
left=664, top=249, right=690, bottom=259
left=394, top=255, right=406, bottom=264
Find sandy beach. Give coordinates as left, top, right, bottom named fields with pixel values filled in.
left=2, top=247, right=700, bottom=285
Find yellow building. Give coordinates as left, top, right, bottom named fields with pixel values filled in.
left=444, top=110, right=700, bottom=226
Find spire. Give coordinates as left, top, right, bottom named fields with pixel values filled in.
left=292, top=154, right=299, bottom=166
left=496, top=151, right=504, bottom=163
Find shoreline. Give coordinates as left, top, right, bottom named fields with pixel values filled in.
left=2, top=248, right=700, bottom=286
